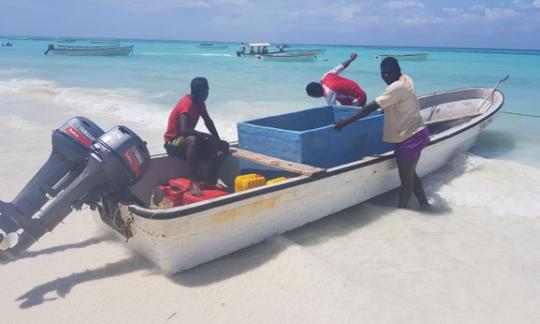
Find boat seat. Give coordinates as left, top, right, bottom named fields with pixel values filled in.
left=230, top=147, right=326, bottom=177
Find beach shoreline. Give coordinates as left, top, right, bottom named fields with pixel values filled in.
left=2, top=39, right=540, bottom=323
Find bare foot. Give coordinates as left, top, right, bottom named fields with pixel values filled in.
left=200, top=179, right=217, bottom=189
left=190, top=181, right=203, bottom=196
left=419, top=202, right=448, bottom=214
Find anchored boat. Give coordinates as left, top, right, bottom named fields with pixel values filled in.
left=44, top=43, right=134, bottom=56
left=375, top=53, right=428, bottom=61
left=198, top=43, right=229, bottom=50
left=260, top=51, right=319, bottom=62
left=236, top=42, right=321, bottom=61
left=0, top=85, right=505, bottom=274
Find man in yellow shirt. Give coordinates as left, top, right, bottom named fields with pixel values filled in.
left=334, top=57, right=429, bottom=209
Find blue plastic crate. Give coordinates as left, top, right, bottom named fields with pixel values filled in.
left=237, top=106, right=392, bottom=169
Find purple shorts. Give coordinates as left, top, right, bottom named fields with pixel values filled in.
left=394, top=127, right=429, bottom=161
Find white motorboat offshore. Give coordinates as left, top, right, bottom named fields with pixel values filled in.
left=44, top=43, right=134, bottom=56
left=236, top=42, right=320, bottom=61
left=0, top=80, right=507, bottom=274
left=198, top=43, right=229, bottom=49
left=260, top=51, right=319, bottom=62
left=375, top=53, right=428, bottom=61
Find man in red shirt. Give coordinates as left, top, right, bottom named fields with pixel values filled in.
left=164, top=77, right=229, bottom=195
left=306, top=53, right=366, bottom=106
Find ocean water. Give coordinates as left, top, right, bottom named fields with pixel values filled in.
left=1, top=38, right=540, bottom=322
left=1, top=39, right=540, bottom=191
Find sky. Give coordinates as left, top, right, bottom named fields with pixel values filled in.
left=1, top=0, right=540, bottom=49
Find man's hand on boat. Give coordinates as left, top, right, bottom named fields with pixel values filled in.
left=334, top=102, right=382, bottom=132
left=334, top=119, right=350, bottom=131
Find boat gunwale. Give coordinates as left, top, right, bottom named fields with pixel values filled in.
left=262, top=52, right=318, bottom=57
left=127, top=87, right=504, bottom=219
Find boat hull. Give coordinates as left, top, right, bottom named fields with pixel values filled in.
left=51, top=45, right=134, bottom=56
left=97, top=124, right=478, bottom=274
left=261, top=52, right=318, bottom=62
left=95, top=88, right=503, bottom=274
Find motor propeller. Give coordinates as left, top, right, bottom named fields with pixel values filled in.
left=0, top=228, right=19, bottom=251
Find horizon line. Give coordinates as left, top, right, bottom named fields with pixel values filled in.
left=2, top=34, right=540, bottom=52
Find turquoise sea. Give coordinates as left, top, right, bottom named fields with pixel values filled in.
left=2, top=38, right=540, bottom=322
left=1, top=37, right=540, bottom=203
left=1, top=38, right=539, bottom=164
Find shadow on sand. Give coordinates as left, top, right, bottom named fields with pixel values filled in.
left=17, top=133, right=512, bottom=307
left=16, top=255, right=151, bottom=309
left=1, top=238, right=102, bottom=265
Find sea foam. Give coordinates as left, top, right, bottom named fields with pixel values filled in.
left=0, top=78, right=169, bottom=131
left=425, top=153, right=540, bottom=219
left=0, top=78, right=247, bottom=142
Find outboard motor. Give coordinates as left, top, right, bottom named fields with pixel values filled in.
left=44, top=44, right=55, bottom=55
left=0, top=120, right=150, bottom=258
left=0, top=117, right=104, bottom=238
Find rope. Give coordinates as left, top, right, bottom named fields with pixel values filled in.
left=500, top=111, right=540, bottom=118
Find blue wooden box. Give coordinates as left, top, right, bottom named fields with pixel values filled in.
left=237, top=106, right=392, bottom=169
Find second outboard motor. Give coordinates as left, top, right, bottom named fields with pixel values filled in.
left=0, top=123, right=150, bottom=258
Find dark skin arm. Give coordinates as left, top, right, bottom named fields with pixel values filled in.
left=341, top=53, right=358, bottom=70
left=334, top=100, right=381, bottom=131
left=201, top=110, right=220, bottom=140
left=179, top=111, right=220, bottom=140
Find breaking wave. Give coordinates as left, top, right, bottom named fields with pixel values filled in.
left=425, top=153, right=540, bottom=219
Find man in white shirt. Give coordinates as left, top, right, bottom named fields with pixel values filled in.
left=334, top=57, right=430, bottom=209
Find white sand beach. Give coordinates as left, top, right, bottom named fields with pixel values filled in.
left=2, top=41, right=540, bottom=324
left=2, top=162, right=540, bottom=323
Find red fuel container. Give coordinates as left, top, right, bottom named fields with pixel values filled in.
left=167, top=186, right=185, bottom=206
left=159, top=184, right=184, bottom=206
left=169, top=178, right=191, bottom=192
left=183, top=189, right=228, bottom=206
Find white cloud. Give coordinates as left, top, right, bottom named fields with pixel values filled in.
left=484, top=8, right=518, bottom=19
left=532, top=0, right=540, bottom=8
left=94, top=0, right=249, bottom=10
left=442, top=7, right=461, bottom=14
left=330, top=4, right=364, bottom=22
left=470, top=5, right=485, bottom=12
left=400, top=15, right=445, bottom=26
left=385, top=1, right=424, bottom=10
left=442, top=6, right=519, bottom=21
left=282, top=1, right=365, bottom=23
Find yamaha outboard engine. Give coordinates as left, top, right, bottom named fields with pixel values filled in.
left=0, top=117, right=104, bottom=240
left=0, top=119, right=150, bottom=258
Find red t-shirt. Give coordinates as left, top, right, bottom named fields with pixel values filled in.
left=321, top=65, right=366, bottom=106
left=164, top=95, right=207, bottom=143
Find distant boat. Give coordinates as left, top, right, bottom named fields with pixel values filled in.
left=290, top=48, right=326, bottom=54
left=89, top=40, right=121, bottom=46
left=260, top=51, right=318, bottom=62
left=27, top=37, right=55, bottom=41
left=237, top=42, right=320, bottom=62
left=44, top=43, right=134, bottom=56
left=57, top=38, right=77, bottom=43
left=198, top=43, right=229, bottom=49
left=375, top=53, right=428, bottom=61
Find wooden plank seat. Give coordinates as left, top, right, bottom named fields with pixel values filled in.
left=229, top=147, right=326, bottom=177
